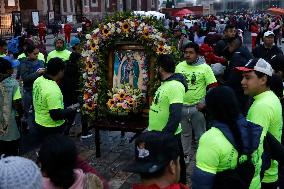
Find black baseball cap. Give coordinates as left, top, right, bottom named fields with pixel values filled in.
left=123, top=131, right=180, bottom=174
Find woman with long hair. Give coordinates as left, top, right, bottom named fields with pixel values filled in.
left=192, top=86, right=263, bottom=189
left=38, top=135, right=104, bottom=189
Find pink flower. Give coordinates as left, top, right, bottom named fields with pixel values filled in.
left=122, top=103, right=128, bottom=109
left=125, top=96, right=132, bottom=100
left=114, top=97, right=119, bottom=102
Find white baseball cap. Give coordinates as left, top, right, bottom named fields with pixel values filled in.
left=236, top=58, right=273, bottom=76
left=264, top=31, right=275, bottom=37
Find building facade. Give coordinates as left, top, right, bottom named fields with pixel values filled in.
left=17, top=0, right=160, bottom=26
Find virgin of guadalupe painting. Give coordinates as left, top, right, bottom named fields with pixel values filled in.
left=113, top=50, right=148, bottom=93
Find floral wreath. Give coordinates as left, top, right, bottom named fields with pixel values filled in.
left=80, top=13, right=178, bottom=118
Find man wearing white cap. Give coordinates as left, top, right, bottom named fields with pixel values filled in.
left=236, top=58, right=283, bottom=189
left=252, top=31, right=283, bottom=61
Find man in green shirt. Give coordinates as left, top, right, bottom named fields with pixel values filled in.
left=148, top=54, right=188, bottom=184
left=175, top=42, right=218, bottom=164
left=236, top=58, right=283, bottom=189
left=0, top=39, right=7, bottom=57
left=46, top=37, right=71, bottom=63
left=31, top=58, right=77, bottom=147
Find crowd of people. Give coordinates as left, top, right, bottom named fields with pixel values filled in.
left=1, top=11, right=284, bottom=189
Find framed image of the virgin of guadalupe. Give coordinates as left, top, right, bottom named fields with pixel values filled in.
left=107, top=42, right=155, bottom=107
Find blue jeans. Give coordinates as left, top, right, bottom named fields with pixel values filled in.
left=23, top=90, right=34, bottom=128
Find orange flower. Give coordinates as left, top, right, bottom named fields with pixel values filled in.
left=157, top=45, right=165, bottom=54
left=119, top=92, right=126, bottom=100
left=122, top=22, right=130, bottom=33
left=128, top=99, right=134, bottom=105
left=86, top=61, right=94, bottom=72
left=85, top=102, right=95, bottom=111
left=90, top=41, right=98, bottom=51
left=102, top=28, right=111, bottom=37
left=143, top=29, right=149, bottom=39
left=84, top=92, right=90, bottom=100
left=107, top=99, right=115, bottom=108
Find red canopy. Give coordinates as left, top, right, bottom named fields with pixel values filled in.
left=267, top=7, right=284, bottom=15
left=173, top=9, right=194, bottom=17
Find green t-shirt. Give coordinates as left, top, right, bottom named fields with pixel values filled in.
left=148, top=80, right=185, bottom=134
left=247, top=90, right=283, bottom=184
left=46, top=49, right=71, bottom=63
left=33, top=76, right=65, bottom=127
left=13, top=86, right=21, bottom=100
left=18, top=52, right=46, bottom=63
left=196, top=127, right=263, bottom=189
left=175, top=61, right=217, bottom=105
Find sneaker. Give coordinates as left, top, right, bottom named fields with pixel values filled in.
left=184, top=155, right=190, bottom=164
left=81, top=132, right=93, bottom=139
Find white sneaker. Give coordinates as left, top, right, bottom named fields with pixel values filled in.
left=184, top=155, right=190, bottom=164
left=81, top=133, right=93, bottom=139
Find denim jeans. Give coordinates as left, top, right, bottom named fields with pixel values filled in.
left=180, top=104, right=206, bottom=156
left=23, top=90, right=34, bottom=128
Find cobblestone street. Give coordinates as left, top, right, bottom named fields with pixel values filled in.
left=73, top=130, right=196, bottom=189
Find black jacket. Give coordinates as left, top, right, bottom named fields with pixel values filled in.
left=252, top=44, right=283, bottom=62
left=60, top=56, right=81, bottom=106
left=225, top=46, right=253, bottom=114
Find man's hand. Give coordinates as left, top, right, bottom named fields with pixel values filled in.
left=196, top=103, right=206, bottom=111
left=36, top=68, right=46, bottom=74
left=68, top=103, right=80, bottom=110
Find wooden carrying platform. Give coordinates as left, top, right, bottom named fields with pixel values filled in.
left=92, top=115, right=147, bottom=157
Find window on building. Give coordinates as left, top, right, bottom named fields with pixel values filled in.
left=152, top=0, right=155, bottom=8
left=106, top=0, right=109, bottom=8
left=8, top=0, right=16, bottom=6
left=91, top=0, right=98, bottom=7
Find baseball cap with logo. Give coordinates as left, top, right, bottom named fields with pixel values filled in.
left=235, top=58, right=273, bottom=76
left=264, top=31, right=275, bottom=37
left=123, top=131, right=180, bottom=174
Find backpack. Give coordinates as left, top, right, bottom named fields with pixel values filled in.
left=7, top=36, right=20, bottom=54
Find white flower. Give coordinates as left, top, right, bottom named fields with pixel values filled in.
left=94, top=28, right=100, bottom=34
left=85, top=34, right=91, bottom=39
left=81, top=50, right=91, bottom=57
left=107, top=23, right=112, bottom=28
left=86, top=40, right=91, bottom=45
left=87, top=71, right=94, bottom=75
left=118, top=89, right=124, bottom=94
left=117, top=28, right=121, bottom=33
left=83, top=73, right=88, bottom=79
left=95, top=76, right=101, bottom=81
left=110, top=28, right=115, bottom=33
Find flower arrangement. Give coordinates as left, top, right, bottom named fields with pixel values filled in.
left=107, top=84, right=144, bottom=113
left=80, top=12, right=180, bottom=118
